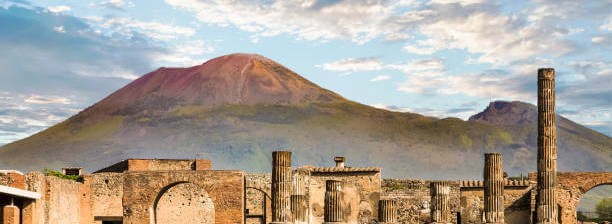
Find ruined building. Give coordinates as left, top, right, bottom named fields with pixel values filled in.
left=1, top=69, right=610, bottom=224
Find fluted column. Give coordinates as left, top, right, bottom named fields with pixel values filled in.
left=292, top=172, right=308, bottom=224
left=324, top=180, right=344, bottom=223
left=536, top=68, right=558, bottom=224
left=484, top=153, right=504, bottom=224
left=430, top=181, right=451, bottom=224
left=379, top=199, right=397, bottom=223
left=272, top=151, right=292, bottom=223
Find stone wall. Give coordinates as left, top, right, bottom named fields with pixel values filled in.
left=245, top=173, right=271, bottom=224
left=0, top=171, right=25, bottom=189
left=122, top=170, right=244, bottom=224
left=45, top=176, right=83, bottom=224
left=382, top=179, right=460, bottom=223
left=95, top=159, right=212, bottom=173
left=85, top=172, right=124, bottom=221
left=459, top=185, right=532, bottom=224
left=306, top=170, right=381, bottom=224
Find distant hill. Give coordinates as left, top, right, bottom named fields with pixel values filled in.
left=0, top=53, right=609, bottom=178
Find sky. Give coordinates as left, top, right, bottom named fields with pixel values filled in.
left=0, top=0, right=610, bottom=145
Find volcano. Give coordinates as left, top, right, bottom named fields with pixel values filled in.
left=0, top=53, right=609, bottom=178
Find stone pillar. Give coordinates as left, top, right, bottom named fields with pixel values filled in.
left=430, top=181, right=451, bottom=224
left=271, top=151, right=292, bottom=223
left=291, top=195, right=307, bottom=223
left=484, top=153, right=504, bottom=224
left=324, top=180, right=344, bottom=223
left=4, top=201, right=20, bottom=224
left=379, top=199, right=397, bottom=223
left=536, top=68, right=558, bottom=224
left=292, top=172, right=308, bottom=224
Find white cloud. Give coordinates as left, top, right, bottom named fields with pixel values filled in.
left=370, top=75, right=391, bottom=82
left=428, top=0, right=483, bottom=6
left=388, top=58, right=445, bottom=76
left=592, top=36, right=605, bottom=43
left=53, top=26, right=65, bottom=33
left=25, top=95, right=71, bottom=105
left=98, top=17, right=195, bottom=40
left=100, top=0, right=135, bottom=10
left=319, top=57, right=384, bottom=73
left=47, top=5, right=71, bottom=13
left=165, top=0, right=411, bottom=45
left=153, top=40, right=215, bottom=66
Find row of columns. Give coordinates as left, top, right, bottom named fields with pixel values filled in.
left=270, top=151, right=509, bottom=224
left=271, top=150, right=509, bottom=223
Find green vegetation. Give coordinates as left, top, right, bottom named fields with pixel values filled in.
left=596, top=198, right=612, bottom=219
left=42, top=169, right=82, bottom=181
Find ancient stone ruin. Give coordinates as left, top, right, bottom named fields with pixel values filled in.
left=0, top=68, right=610, bottom=224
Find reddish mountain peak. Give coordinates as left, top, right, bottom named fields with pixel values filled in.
left=85, top=53, right=344, bottom=116
left=468, top=101, right=537, bottom=125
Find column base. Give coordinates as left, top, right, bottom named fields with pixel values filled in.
left=323, top=222, right=345, bottom=224
left=270, top=222, right=292, bottom=224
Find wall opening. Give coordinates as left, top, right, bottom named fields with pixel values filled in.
left=154, top=182, right=214, bottom=224
left=576, top=184, right=612, bottom=223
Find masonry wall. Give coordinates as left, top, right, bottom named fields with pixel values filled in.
left=381, top=179, right=461, bottom=223
left=122, top=170, right=244, bottom=224
left=45, top=176, right=83, bottom=224
left=85, top=173, right=124, bottom=222
left=307, top=171, right=381, bottom=224
left=245, top=173, right=272, bottom=224
left=459, top=185, right=532, bottom=224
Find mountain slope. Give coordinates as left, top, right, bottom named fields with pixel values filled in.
left=0, top=54, right=609, bottom=178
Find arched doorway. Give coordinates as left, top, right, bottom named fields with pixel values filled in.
left=154, top=182, right=215, bottom=224
left=245, top=187, right=271, bottom=224
left=576, top=184, right=612, bottom=223
left=556, top=172, right=612, bottom=224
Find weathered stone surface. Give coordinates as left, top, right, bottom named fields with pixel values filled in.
left=271, top=151, right=292, bottom=223
left=379, top=199, right=397, bottom=223
left=155, top=182, right=214, bottom=224
left=85, top=172, right=124, bottom=220
left=382, top=179, right=460, bottom=224
left=536, top=68, right=558, bottom=224
left=301, top=168, right=381, bottom=224
left=431, top=181, right=452, bottom=224
left=484, top=153, right=504, bottom=224
left=3, top=204, right=20, bottom=224
left=122, top=170, right=244, bottom=224
left=552, top=172, right=612, bottom=224
left=325, top=180, right=344, bottom=222
left=246, top=173, right=272, bottom=224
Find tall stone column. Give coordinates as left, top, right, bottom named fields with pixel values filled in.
left=484, top=153, right=504, bottom=224
left=430, top=181, right=451, bottom=224
left=324, top=180, right=344, bottom=223
left=379, top=199, right=397, bottom=223
left=536, top=68, right=558, bottom=224
left=272, top=151, right=292, bottom=223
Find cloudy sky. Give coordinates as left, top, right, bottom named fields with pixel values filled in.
left=0, top=0, right=610, bottom=145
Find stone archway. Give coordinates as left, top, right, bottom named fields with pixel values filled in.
left=556, top=172, right=612, bottom=224
left=154, top=182, right=215, bottom=224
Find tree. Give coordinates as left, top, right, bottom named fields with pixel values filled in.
left=596, top=198, right=612, bottom=219
left=577, top=211, right=587, bottom=221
